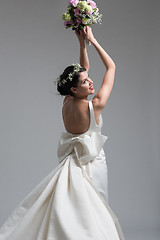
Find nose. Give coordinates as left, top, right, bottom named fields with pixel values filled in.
left=89, top=78, right=93, bottom=84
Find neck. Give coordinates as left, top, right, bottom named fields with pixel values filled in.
left=73, top=95, right=88, bottom=100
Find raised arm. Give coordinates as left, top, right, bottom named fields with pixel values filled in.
left=75, top=30, right=90, bottom=72
left=83, top=26, right=116, bottom=110
left=63, top=31, right=90, bottom=103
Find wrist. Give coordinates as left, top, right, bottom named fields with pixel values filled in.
left=80, top=41, right=86, bottom=48
left=90, top=38, right=98, bottom=45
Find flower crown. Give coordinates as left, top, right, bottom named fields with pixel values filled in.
left=54, top=63, right=82, bottom=86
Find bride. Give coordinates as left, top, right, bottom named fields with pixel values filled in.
left=0, top=26, right=125, bottom=240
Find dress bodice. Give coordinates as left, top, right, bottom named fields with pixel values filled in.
left=86, top=99, right=103, bottom=134
left=57, top=100, right=108, bottom=165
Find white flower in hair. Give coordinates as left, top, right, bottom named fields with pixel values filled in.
left=68, top=73, right=73, bottom=81
left=54, top=63, right=82, bottom=86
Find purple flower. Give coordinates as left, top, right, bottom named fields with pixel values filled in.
left=73, top=25, right=79, bottom=29
left=64, top=19, right=74, bottom=26
left=75, top=17, right=82, bottom=24
left=87, top=0, right=97, bottom=9
left=64, top=21, right=68, bottom=26
left=74, top=8, right=79, bottom=16
left=68, top=0, right=79, bottom=7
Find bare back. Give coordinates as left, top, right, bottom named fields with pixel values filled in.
left=62, top=96, right=102, bottom=134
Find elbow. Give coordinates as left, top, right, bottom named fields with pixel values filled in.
left=108, top=64, right=116, bottom=71
left=85, top=66, right=90, bottom=72
left=107, top=63, right=116, bottom=70
left=112, top=63, right=116, bottom=69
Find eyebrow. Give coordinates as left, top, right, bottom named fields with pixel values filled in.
left=81, top=78, right=87, bottom=83
left=80, top=73, right=89, bottom=83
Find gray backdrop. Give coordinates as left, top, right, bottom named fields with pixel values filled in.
left=0, top=0, right=160, bottom=239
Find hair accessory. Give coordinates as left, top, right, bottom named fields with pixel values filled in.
left=54, top=63, right=82, bottom=86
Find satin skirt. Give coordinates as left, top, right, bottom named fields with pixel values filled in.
left=0, top=148, right=124, bottom=240
left=82, top=148, right=109, bottom=203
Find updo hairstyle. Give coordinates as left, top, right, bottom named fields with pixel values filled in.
left=57, top=65, right=86, bottom=96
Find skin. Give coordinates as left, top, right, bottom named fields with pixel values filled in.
left=70, top=70, right=94, bottom=100
left=62, top=26, right=116, bottom=134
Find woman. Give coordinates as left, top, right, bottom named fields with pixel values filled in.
left=0, top=27, right=125, bottom=240
left=58, top=26, right=116, bottom=204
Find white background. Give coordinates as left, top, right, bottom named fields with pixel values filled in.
left=0, top=0, right=160, bottom=239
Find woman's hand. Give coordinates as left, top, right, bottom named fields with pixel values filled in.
left=75, top=30, right=85, bottom=46
left=82, top=26, right=96, bottom=44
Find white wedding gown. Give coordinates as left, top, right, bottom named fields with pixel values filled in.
left=0, top=100, right=125, bottom=240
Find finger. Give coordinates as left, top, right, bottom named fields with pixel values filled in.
left=83, top=26, right=87, bottom=34
left=79, top=30, right=83, bottom=36
left=82, top=31, right=86, bottom=38
left=75, top=30, right=80, bottom=36
left=87, top=26, right=91, bottom=32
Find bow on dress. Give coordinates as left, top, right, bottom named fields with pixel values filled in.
left=57, top=131, right=108, bottom=165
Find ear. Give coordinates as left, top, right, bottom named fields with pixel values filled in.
left=70, top=87, right=77, bottom=95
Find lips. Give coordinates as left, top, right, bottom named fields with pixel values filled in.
left=89, top=85, right=94, bottom=90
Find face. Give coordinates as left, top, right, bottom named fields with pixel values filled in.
left=70, top=71, right=95, bottom=98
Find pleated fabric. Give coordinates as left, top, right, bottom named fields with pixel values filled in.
left=0, top=100, right=125, bottom=240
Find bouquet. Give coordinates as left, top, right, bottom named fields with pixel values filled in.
left=62, top=0, right=102, bottom=45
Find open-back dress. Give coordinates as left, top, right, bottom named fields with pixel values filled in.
left=0, top=100, right=125, bottom=240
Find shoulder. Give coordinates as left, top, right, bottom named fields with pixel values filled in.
left=91, top=97, right=102, bottom=109
left=63, top=95, right=73, bottom=104
left=63, top=97, right=89, bottom=113
left=91, top=98, right=104, bottom=116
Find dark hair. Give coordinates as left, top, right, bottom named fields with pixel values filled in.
left=57, top=65, right=86, bottom=96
